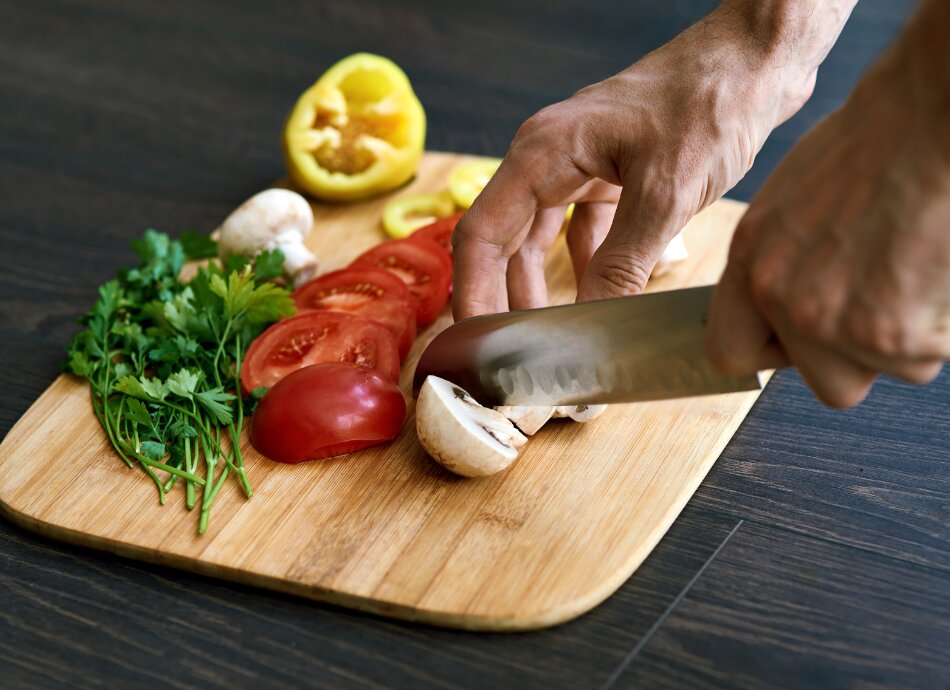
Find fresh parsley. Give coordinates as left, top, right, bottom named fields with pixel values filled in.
left=65, top=229, right=296, bottom=533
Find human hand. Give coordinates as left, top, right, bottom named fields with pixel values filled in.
left=706, top=32, right=950, bottom=407
left=452, top=5, right=823, bottom=319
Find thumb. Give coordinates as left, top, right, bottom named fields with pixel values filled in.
left=576, top=185, right=674, bottom=302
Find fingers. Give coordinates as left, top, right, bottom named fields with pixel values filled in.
left=576, top=185, right=675, bottom=302
left=707, top=261, right=791, bottom=375
left=452, top=158, right=538, bottom=320
left=565, top=201, right=615, bottom=289
left=506, top=206, right=567, bottom=311
left=781, top=334, right=878, bottom=408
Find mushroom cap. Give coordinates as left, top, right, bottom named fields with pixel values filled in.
left=217, top=189, right=314, bottom=258
left=416, top=376, right=527, bottom=478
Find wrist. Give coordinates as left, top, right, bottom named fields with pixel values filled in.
left=888, top=0, right=950, bottom=163
left=710, top=0, right=857, bottom=124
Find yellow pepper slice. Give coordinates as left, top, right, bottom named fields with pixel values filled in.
left=283, top=53, right=426, bottom=202
left=447, top=158, right=502, bottom=209
left=447, top=158, right=575, bottom=226
left=382, top=191, right=456, bottom=238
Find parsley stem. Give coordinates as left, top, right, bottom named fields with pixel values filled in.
left=199, top=463, right=230, bottom=534
left=185, top=436, right=196, bottom=510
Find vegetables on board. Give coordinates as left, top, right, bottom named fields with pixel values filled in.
left=651, top=233, right=689, bottom=277
left=283, top=53, right=426, bottom=201
left=415, top=376, right=527, bottom=478
left=250, top=363, right=406, bottom=463
left=447, top=158, right=502, bottom=209
left=216, top=189, right=319, bottom=288
left=408, top=211, right=461, bottom=258
left=494, top=404, right=608, bottom=436
left=493, top=405, right=555, bottom=436
left=240, top=310, right=401, bottom=391
left=553, top=404, right=608, bottom=422
left=291, top=267, right=416, bottom=360
left=382, top=191, right=456, bottom=238
left=64, top=230, right=296, bottom=533
left=350, top=237, right=451, bottom=327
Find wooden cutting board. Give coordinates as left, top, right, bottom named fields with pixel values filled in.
left=0, top=152, right=764, bottom=631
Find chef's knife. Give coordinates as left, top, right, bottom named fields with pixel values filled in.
left=412, top=285, right=761, bottom=406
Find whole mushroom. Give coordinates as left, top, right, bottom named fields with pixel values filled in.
left=216, top=189, right=318, bottom=287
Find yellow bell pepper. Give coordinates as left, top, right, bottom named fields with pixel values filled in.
left=447, top=158, right=574, bottom=225
left=447, top=158, right=502, bottom=209
left=382, top=191, right=456, bottom=238
left=283, top=53, right=426, bottom=202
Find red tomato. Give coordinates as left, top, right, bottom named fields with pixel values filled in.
left=241, top=311, right=400, bottom=392
left=250, top=363, right=406, bottom=463
left=350, top=238, right=451, bottom=327
left=292, top=267, right=416, bottom=360
left=410, top=211, right=462, bottom=257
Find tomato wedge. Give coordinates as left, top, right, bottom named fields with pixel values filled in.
left=241, top=311, right=400, bottom=391
left=251, top=363, right=406, bottom=463
left=350, top=238, right=451, bottom=327
left=409, top=211, right=462, bottom=258
left=292, top=267, right=416, bottom=360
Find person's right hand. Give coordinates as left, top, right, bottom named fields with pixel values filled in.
left=707, top=9, right=950, bottom=407
left=452, top=5, right=822, bottom=319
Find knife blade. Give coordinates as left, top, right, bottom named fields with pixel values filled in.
left=412, top=285, right=761, bottom=406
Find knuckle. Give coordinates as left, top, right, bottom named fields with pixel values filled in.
left=636, top=177, right=678, bottom=220
left=515, top=104, right=564, bottom=144
left=846, top=310, right=910, bottom=358
left=749, top=261, right=783, bottom=315
left=588, top=252, right=652, bottom=296
left=787, top=294, right=835, bottom=343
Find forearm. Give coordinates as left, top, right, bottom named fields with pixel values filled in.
left=711, top=0, right=858, bottom=122
left=893, top=0, right=950, bottom=161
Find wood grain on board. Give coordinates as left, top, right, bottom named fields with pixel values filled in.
left=0, top=152, right=765, bottom=631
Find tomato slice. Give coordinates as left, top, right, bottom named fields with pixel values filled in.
left=350, top=238, right=451, bottom=327
left=241, top=311, right=400, bottom=391
left=409, top=211, right=462, bottom=258
left=292, top=267, right=416, bottom=360
left=251, top=363, right=406, bottom=463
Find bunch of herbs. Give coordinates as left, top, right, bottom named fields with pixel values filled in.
left=65, top=230, right=295, bottom=533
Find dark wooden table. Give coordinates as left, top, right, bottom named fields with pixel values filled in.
left=1, top=1, right=947, bottom=688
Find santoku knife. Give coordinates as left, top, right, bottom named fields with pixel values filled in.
left=412, top=285, right=762, bottom=406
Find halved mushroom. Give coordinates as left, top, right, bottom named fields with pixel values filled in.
left=651, top=233, right=688, bottom=277
left=552, top=404, right=607, bottom=422
left=416, top=376, right=527, bottom=478
left=216, top=188, right=318, bottom=287
left=493, top=405, right=555, bottom=435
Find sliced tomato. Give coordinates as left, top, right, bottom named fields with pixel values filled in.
left=241, top=311, right=400, bottom=392
left=350, top=238, right=451, bottom=327
left=251, top=363, right=406, bottom=463
left=410, top=211, right=462, bottom=258
left=292, top=267, right=416, bottom=360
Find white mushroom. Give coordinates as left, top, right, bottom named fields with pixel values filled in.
left=651, top=233, right=688, bottom=277
left=493, top=405, right=555, bottom=435
left=216, top=189, right=318, bottom=287
left=416, top=376, right=527, bottom=478
left=495, top=403, right=607, bottom=432
left=552, top=404, right=608, bottom=422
